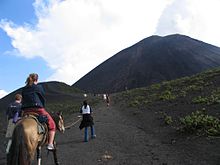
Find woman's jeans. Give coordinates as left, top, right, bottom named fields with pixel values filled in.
left=84, top=126, right=96, bottom=142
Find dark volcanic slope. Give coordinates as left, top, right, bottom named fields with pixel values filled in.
left=0, top=81, right=83, bottom=114
left=0, top=81, right=85, bottom=149
left=73, top=34, right=220, bottom=93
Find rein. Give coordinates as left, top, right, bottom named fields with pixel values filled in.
left=64, top=116, right=82, bottom=129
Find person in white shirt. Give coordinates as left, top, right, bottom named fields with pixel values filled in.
left=79, top=100, right=96, bottom=142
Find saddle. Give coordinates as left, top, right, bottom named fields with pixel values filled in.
left=22, top=111, right=49, bottom=146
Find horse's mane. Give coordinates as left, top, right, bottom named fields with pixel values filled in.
left=50, top=112, right=63, bottom=129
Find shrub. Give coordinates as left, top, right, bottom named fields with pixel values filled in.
left=192, top=96, right=208, bottom=104
left=192, top=92, right=220, bottom=105
left=159, top=112, right=173, bottom=125
left=159, top=90, right=176, bottom=101
left=150, top=83, right=161, bottom=90
left=165, top=115, right=173, bottom=125
left=184, top=85, right=203, bottom=92
left=180, top=110, right=220, bottom=136
left=128, top=96, right=150, bottom=107
left=179, top=90, right=187, bottom=97
left=128, top=100, right=140, bottom=107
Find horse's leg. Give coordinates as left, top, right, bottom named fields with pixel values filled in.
left=52, top=142, right=60, bottom=165
left=53, top=149, right=60, bottom=165
left=37, top=146, right=42, bottom=165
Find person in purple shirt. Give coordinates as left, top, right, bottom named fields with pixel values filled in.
left=5, top=94, right=22, bottom=154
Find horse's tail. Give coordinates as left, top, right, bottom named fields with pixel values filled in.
left=7, top=124, right=31, bottom=165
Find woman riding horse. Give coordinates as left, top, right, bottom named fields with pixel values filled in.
left=7, top=73, right=65, bottom=165
left=7, top=111, right=65, bottom=165
left=21, top=73, right=56, bottom=150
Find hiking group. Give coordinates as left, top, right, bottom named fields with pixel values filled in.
left=5, top=73, right=57, bottom=151
left=5, top=73, right=96, bottom=164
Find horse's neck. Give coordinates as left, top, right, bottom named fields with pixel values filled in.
left=51, top=114, right=58, bottom=123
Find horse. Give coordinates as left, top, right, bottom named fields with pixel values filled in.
left=7, top=111, right=65, bottom=165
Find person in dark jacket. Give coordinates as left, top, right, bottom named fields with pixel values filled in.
left=106, top=94, right=110, bottom=107
left=5, top=94, right=22, bottom=154
left=21, top=73, right=56, bottom=150
left=79, top=100, right=96, bottom=142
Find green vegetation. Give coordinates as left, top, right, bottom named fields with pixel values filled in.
left=192, top=96, right=208, bottom=104
left=192, top=88, right=220, bottom=105
left=184, top=84, right=203, bottom=92
left=150, top=83, right=161, bottom=90
left=180, top=110, right=220, bottom=136
left=159, top=90, right=176, bottom=101
left=115, top=67, right=220, bottom=109
left=113, top=67, right=220, bottom=137
left=128, top=95, right=149, bottom=107
left=160, top=112, right=173, bottom=125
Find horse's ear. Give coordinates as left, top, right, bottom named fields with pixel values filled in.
left=57, top=111, right=62, bottom=116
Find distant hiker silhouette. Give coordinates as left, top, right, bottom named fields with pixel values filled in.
left=79, top=100, right=96, bottom=142
left=106, top=94, right=110, bottom=107
left=103, top=94, right=107, bottom=100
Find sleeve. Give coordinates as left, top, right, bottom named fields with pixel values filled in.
left=13, top=112, right=19, bottom=123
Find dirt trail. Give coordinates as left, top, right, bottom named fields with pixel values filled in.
left=42, top=101, right=181, bottom=165
left=51, top=101, right=220, bottom=165
left=1, top=101, right=220, bottom=165
left=49, top=102, right=155, bottom=165
left=37, top=102, right=164, bottom=165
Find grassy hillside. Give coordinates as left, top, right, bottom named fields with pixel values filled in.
left=114, top=67, right=220, bottom=136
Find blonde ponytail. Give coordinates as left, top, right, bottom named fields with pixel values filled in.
left=25, top=73, right=38, bottom=86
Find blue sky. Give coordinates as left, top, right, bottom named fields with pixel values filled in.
left=0, top=0, right=53, bottom=97
left=1, top=0, right=220, bottom=98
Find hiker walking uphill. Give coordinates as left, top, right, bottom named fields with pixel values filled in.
left=5, top=94, right=22, bottom=154
left=106, top=94, right=110, bottom=107
left=79, top=100, right=96, bottom=142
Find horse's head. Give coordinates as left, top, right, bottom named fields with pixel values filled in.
left=52, top=111, right=65, bottom=133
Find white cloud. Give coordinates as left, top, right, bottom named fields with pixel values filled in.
left=2, top=0, right=220, bottom=87
left=155, top=0, right=220, bottom=47
left=0, top=0, right=171, bottom=85
left=0, top=90, right=8, bottom=99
